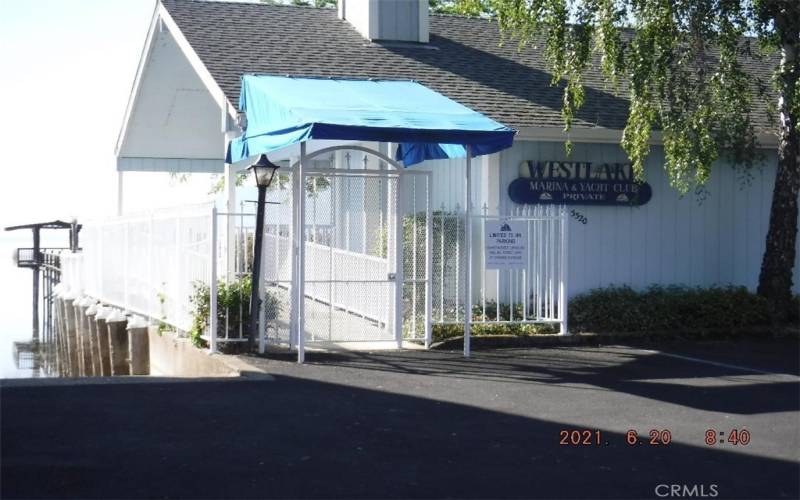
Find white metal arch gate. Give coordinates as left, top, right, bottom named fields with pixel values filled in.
left=262, top=145, right=432, bottom=360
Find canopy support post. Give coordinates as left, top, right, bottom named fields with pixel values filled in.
left=209, top=206, right=218, bottom=353
left=116, top=171, right=124, bottom=216
left=464, top=146, right=472, bottom=358
left=223, top=162, right=236, bottom=281
left=296, top=142, right=307, bottom=364
left=393, top=154, right=404, bottom=349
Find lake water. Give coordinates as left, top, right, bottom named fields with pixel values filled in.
left=0, top=233, right=64, bottom=378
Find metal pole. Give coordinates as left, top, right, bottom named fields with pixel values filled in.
left=124, top=222, right=130, bottom=313
left=148, top=215, right=154, bottom=323
left=258, top=212, right=268, bottom=354
left=464, top=147, right=472, bottom=358
left=297, top=142, right=307, bottom=363
left=248, top=185, right=267, bottom=350
left=455, top=205, right=460, bottom=323
left=439, top=205, right=445, bottom=323
left=411, top=176, right=417, bottom=340
left=394, top=174, right=404, bottom=349
left=482, top=204, right=487, bottom=322
left=225, top=164, right=236, bottom=282
left=116, top=171, right=124, bottom=216
left=424, top=174, right=433, bottom=348
left=32, top=228, right=40, bottom=340
left=210, top=206, right=218, bottom=353
left=559, top=206, right=570, bottom=335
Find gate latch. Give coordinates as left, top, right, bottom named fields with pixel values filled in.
left=387, top=273, right=396, bottom=281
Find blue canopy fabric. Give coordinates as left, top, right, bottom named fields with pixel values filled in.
left=226, top=76, right=516, bottom=167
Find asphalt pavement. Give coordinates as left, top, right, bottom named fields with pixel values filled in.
left=2, top=339, right=798, bottom=499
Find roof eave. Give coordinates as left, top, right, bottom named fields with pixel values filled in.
left=516, top=126, right=779, bottom=148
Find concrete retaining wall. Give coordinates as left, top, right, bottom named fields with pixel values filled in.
left=147, top=327, right=246, bottom=377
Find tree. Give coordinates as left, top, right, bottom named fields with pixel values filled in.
left=430, top=0, right=492, bottom=15
left=467, top=0, right=798, bottom=321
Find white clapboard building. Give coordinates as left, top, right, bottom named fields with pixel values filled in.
left=66, top=0, right=799, bottom=358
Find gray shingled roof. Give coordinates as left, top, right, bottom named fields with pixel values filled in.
left=160, top=0, right=775, bottom=132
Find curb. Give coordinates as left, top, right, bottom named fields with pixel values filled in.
left=430, top=327, right=800, bottom=350
left=214, top=353, right=275, bottom=380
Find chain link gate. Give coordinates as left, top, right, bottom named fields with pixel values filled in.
left=301, top=168, right=397, bottom=344
left=400, top=171, right=432, bottom=345
left=264, top=146, right=433, bottom=349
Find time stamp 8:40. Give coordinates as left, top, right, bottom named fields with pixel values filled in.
left=559, top=429, right=751, bottom=446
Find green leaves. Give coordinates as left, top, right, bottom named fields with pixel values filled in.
left=488, top=0, right=773, bottom=194
left=568, top=285, right=779, bottom=333
left=430, top=0, right=494, bottom=16
left=188, top=276, right=283, bottom=349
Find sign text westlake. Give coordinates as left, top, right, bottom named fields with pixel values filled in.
left=508, top=161, right=653, bottom=206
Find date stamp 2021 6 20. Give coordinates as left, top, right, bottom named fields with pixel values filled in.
left=558, top=429, right=673, bottom=447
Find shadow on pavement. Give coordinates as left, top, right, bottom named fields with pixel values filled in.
left=257, top=342, right=800, bottom=416
left=2, top=374, right=797, bottom=499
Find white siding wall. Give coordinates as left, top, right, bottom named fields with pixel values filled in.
left=499, top=140, right=800, bottom=297
left=407, top=157, right=471, bottom=212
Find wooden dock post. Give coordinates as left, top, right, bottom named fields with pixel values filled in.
left=75, top=297, right=94, bottom=376
left=54, top=291, right=65, bottom=376
left=85, top=302, right=100, bottom=376
left=62, top=295, right=78, bottom=377
left=74, top=300, right=87, bottom=376
left=94, top=307, right=112, bottom=376
left=106, top=310, right=130, bottom=376
left=127, top=316, right=150, bottom=375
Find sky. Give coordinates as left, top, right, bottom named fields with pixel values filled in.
left=1, top=0, right=151, bottom=227
left=0, top=0, right=231, bottom=230
left=0, top=0, right=220, bottom=374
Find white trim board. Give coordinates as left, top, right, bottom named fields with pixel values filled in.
left=117, top=157, right=224, bottom=173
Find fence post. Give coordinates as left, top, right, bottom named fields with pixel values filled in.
left=297, top=142, right=307, bottom=363
left=439, top=204, right=445, bottom=323
left=559, top=205, right=570, bottom=335
left=175, top=215, right=182, bottom=330
left=210, top=206, right=218, bottom=352
left=424, top=174, right=433, bottom=348
left=258, top=207, right=268, bottom=354
left=411, top=176, right=418, bottom=340
left=464, top=147, right=472, bottom=358
left=289, top=159, right=298, bottom=351
left=124, top=220, right=129, bottom=311
left=394, top=172, right=405, bottom=349
left=481, top=203, right=487, bottom=322
left=455, top=203, right=460, bottom=323
left=148, top=215, right=154, bottom=323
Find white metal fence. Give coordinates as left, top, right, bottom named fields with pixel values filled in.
left=473, top=204, right=568, bottom=331
left=428, top=203, right=568, bottom=331
left=59, top=149, right=568, bottom=357
left=71, top=204, right=213, bottom=333
left=61, top=203, right=568, bottom=347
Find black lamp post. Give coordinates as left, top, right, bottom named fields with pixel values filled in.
left=248, top=154, right=280, bottom=350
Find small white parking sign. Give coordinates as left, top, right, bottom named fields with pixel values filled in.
left=484, top=220, right=528, bottom=269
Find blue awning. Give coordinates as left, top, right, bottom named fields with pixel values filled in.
left=226, top=76, right=516, bottom=167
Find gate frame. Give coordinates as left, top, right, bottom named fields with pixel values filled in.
left=290, top=144, right=434, bottom=363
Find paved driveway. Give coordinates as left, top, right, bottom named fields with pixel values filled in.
left=2, top=340, right=798, bottom=499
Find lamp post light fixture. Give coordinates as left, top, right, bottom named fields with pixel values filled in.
left=247, top=154, right=280, bottom=350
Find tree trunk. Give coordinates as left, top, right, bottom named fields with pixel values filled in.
left=757, top=31, right=800, bottom=322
